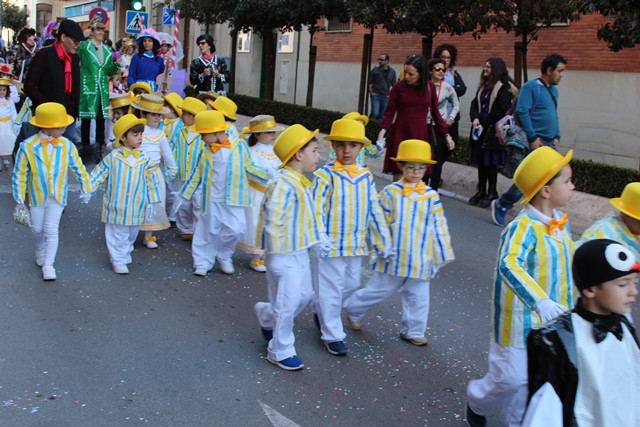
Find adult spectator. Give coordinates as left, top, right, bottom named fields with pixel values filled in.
left=491, top=54, right=568, bottom=226
left=189, top=34, right=229, bottom=94
left=13, top=27, right=37, bottom=80
left=378, top=54, right=454, bottom=182
left=368, top=53, right=396, bottom=120
left=78, top=19, right=120, bottom=162
left=0, top=35, right=6, bottom=59
left=433, top=44, right=466, bottom=145
left=127, top=28, right=164, bottom=92
left=23, top=19, right=84, bottom=141
left=468, top=57, right=517, bottom=208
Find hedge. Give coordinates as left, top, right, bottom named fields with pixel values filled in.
left=197, top=91, right=638, bottom=199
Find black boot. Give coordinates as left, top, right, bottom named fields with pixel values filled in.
left=479, top=187, right=499, bottom=208
left=468, top=190, right=485, bottom=206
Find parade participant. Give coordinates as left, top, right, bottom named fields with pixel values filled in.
left=13, top=27, right=37, bottom=80
left=189, top=34, right=229, bottom=94
left=86, top=114, right=161, bottom=274
left=196, top=90, right=218, bottom=109
left=524, top=239, right=639, bottom=426
left=344, top=139, right=454, bottom=346
left=167, top=96, right=206, bottom=240
left=0, top=63, right=21, bottom=104
left=237, top=114, right=284, bottom=272
left=129, top=82, right=153, bottom=96
left=109, top=71, right=126, bottom=94
left=328, top=112, right=383, bottom=166
left=127, top=28, right=164, bottom=92
left=162, top=92, right=182, bottom=138
left=466, top=146, right=576, bottom=427
left=12, top=103, right=91, bottom=281
left=179, top=110, right=268, bottom=276
left=105, top=92, right=134, bottom=152
left=253, top=124, right=329, bottom=371
left=119, top=39, right=136, bottom=86
left=312, top=119, right=392, bottom=356
left=208, top=95, right=240, bottom=141
left=131, top=94, right=178, bottom=249
left=0, top=78, right=18, bottom=170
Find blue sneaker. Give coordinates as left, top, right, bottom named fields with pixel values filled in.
left=267, top=355, right=304, bottom=371
left=324, top=340, right=349, bottom=356
left=491, top=199, right=508, bottom=226
left=466, top=403, right=486, bottom=427
left=260, top=327, right=273, bottom=342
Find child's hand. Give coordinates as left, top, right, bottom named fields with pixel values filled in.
left=534, top=298, right=566, bottom=324
left=313, top=234, right=335, bottom=257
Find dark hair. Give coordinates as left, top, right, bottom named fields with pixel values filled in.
left=247, top=134, right=258, bottom=147
left=104, top=39, right=113, bottom=48
left=137, top=37, right=159, bottom=57
left=403, top=54, right=429, bottom=95
left=196, top=34, right=215, bottom=53
left=480, top=57, right=513, bottom=92
left=427, top=58, right=445, bottom=71
left=0, top=84, right=10, bottom=100
left=17, top=27, right=36, bottom=44
left=541, top=53, right=568, bottom=75
left=123, top=123, right=145, bottom=138
left=433, top=44, right=458, bottom=68
left=380, top=53, right=389, bottom=61
left=113, top=105, right=129, bottom=116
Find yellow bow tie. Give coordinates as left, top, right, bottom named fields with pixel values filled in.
left=123, top=148, right=141, bottom=158
left=333, top=161, right=359, bottom=178
left=209, top=140, right=231, bottom=153
left=548, top=213, right=568, bottom=235
left=42, top=137, right=60, bottom=147
left=403, top=180, right=427, bottom=198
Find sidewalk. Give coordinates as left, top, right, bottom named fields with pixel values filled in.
left=235, top=114, right=611, bottom=236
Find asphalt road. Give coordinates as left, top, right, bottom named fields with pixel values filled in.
left=1, top=163, right=637, bottom=426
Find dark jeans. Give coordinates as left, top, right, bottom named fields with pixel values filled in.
left=370, top=95, right=389, bottom=121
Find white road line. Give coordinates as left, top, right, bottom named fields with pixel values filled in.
left=259, top=401, right=301, bottom=427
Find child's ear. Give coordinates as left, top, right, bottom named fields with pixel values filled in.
left=539, top=185, right=552, bottom=200
left=581, top=286, right=598, bottom=300
left=396, top=162, right=404, bottom=171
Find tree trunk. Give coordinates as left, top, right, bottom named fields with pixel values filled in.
left=514, top=41, right=523, bottom=88
left=421, top=36, right=433, bottom=59
left=306, top=35, right=317, bottom=107
left=521, top=33, right=529, bottom=82
left=182, top=18, right=191, bottom=69
left=264, top=30, right=276, bottom=100
left=229, top=31, right=237, bottom=94
left=358, top=31, right=373, bottom=115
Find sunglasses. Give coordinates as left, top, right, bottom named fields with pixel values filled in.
left=198, top=41, right=207, bottom=45
left=378, top=57, right=386, bottom=61
left=432, top=67, right=445, bottom=72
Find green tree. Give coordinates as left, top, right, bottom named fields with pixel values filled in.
left=1, top=1, right=29, bottom=35
left=580, top=0, right=640, bottom=51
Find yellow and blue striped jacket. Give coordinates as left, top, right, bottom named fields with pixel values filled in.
left=312, top=162, right=391, bottom=257
left=12, top=133, right=91, bottom=206
left=577, top=212, right=640, bottom=258
left=180, top=138, right=268, bottom=212
left=168, top=120, right=203, bottom=181
left=372, top=181, right=454, bottom=280
left=492, top=206, right=576, bottom=348
left=88, top=148, right=161, bottom=225
left=257, top=167, right=322, bottom=254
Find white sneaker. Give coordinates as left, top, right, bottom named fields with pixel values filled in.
left=112, top=264, right=129, bottom=274
left=144, top=237, right=158, bottom=249
left=126, top=255, right=133, bottom=264
left=250, top=259, right=267, bottom=272
left=42, top=265, right=56, bottom=281
left=217, top=258, right=235, bottom=275
left=194, top=268, right=208, bottom=276
left=35, top=250, right=45, bottom=267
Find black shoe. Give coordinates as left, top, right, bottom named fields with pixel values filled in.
left=466, top=404, right=486, bottom=427
left=479, top=192, right=498, bottom=208
left=313, top=313, right=321, bottom=331
left=468, top=191, right=485, bottom=206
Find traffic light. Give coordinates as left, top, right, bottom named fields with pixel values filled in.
left=131, top=0, right=145, bottom=11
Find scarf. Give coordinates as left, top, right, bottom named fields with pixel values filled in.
left=54, top=41, right=73, bottom=93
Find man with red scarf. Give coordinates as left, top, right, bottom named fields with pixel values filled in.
left=23, top=19, right=84, bottom=141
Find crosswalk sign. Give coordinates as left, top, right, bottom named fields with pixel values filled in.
left=125, top=10, right=149, bottom=34
left=162, top=8, right=176, bottom=26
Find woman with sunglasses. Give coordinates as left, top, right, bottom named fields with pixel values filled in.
left=189, top=34, right=229, bottom=94
left=433, top=44, right=466, bottom=151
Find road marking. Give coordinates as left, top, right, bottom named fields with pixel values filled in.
left=259, top=401, right=301, bottom=427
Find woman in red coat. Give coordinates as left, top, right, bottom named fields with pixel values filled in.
left=378, top=54, right=454, bottom=182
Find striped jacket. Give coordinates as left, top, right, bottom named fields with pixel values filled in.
left=258, top=167, right=322, bottom=254
left=312, top=162, right=391, bottom=257
left=168, top=120, right=204, bottom=181
left=88, top=148, right=161, bottom=225
left=577, top=212, right=640, bottom=258
left=492, top=206, right=576, bottom=348
left=12, top=133, right=91, bottom=206
left=372, top=181, right=454, bottom=280
left=179, top=138, right=268, bottom=212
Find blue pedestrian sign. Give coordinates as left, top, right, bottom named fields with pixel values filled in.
left=125, top=10, right=149, bottom=34
left=162, top=8, right=176, bottom=26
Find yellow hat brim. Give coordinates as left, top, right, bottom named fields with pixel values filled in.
left=519, top=149, right=573, bottom=204
left=195, top=122, right=230, bottom=134
left=323, top=135, right=372, bottom=146
left=390, top=156, right=436, bottom=164
left=208, top=100, right=237, bottom=120
left=114, top=118, right=147, bottom=147
left=131, top=101, right=171, bottom=115
left=610, top=198, right=640, bottom=221
left=29, top=114, right=74, bottom=129
left=277, top=129, right=320, bottom=168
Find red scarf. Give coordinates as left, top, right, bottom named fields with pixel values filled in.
left=53, top=40, right=72, bottom=93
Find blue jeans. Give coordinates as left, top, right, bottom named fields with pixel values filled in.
left=498, top=138, right=557, bottom=210
left=370, top=95, right=389, bottom=121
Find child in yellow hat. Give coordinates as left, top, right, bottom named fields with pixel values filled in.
left=0, top=77, right=18, bottom=170
left=86, top=114, right=161, bottom=274
left=208, top=95, right=241, bottom=142
left=237, top=114, right=285, bottom=272
left=12, top=102, right=91, bottom=281
left=162, top=92, right=183, bottom=139
left=312, top=118, right=392, bottom=356
left=253, top=123, right=331, bottom=371
left=167, top=96, right=207, bottom=240
left=344, top=139, right=455, bottom=346
left=179, top=110, right=268, bottom=276
left=328, top=112, right=384, bottom=166
left=466, top=146, right=576, bottom=426
left=105, top=92, right=134, bottom=152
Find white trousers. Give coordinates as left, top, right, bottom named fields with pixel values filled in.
left=105, top=223, right=139, bottom=266
left=466, top=341, right=528, bottom=427
left=254, top=251, right=314, bottom=361
left=344, top=272, right=430, bottom=338
left=30, top=197, right=64, bottom=267
left=174, top=180, right=195, bottom=234
left=192, top=201, right=245, bottom=270
left=165, top=179, right=178, bottom=222
left=312, top=256, right=363, bottom=342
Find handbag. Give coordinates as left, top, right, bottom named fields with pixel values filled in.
left=495, top=99, right=517, bottom=146
left=500, top=124, right=530, bottom=179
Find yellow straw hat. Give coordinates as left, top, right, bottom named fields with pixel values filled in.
left=180, top=97, right=207, bottom=115
left=323, top=119, right=371, bottom=146
left=162, top=92, right=183, bottom=116
left=274, top=124, right=319, bottom=168
left=342, top=111, right=369, bottom=126
left=128, top=82, right=153, bottom=94
left=131, top=93, right=170, bottom=114
left=194, top=110, right=230, bottom=134
left=610, top=182, right=640, bottom=221
left=196, top=91, right=219, bottom=103
left=107, top=92, right=134, bottom=110
left=209, top=96, right=237, bottom=120
left=113, top=114, right=147, bottom=147
left=513, top=146, right=574, bottom=204
left=242, top=115, right=284, bottom=134
left=0, top=77, right=12, bottom=86
left=390, top=139, right=437, bottom=164
left=29, top=102, right=74, bottom=128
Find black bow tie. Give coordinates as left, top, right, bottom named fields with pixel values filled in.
left=575, top=300, right=627, bottom=344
